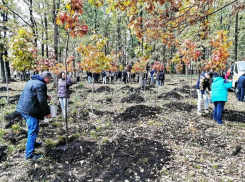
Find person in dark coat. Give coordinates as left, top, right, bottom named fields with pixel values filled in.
left=57, top=71, right=73, bottom=117
left=237, top=73, right=245, bottom=101
left=142, top=70, right=148, bottom=86
left=117, top=70, right=122, bottom=83
left=16, top=71, right=52, bottom=160
left=102, top=70, right=106, bottom=84
left=87, top=71, right=92, bottom=83
left=122, top=69, right=127, bottom=84
left=93, top=73, right=99, bottom=83
left=157, top=70, right=165, bottom=86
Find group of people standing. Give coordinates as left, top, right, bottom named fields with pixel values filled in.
left=86, top=69, right=165, bottom=86
left=196, top=69, right=232, bottom=124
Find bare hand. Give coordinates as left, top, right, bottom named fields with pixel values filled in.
left=45, top=113, right=51, bottom=119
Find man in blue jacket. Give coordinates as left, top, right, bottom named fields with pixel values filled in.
left=237, top=73, right=245, bottom=101
left=16, top=71, right=52, bottom=160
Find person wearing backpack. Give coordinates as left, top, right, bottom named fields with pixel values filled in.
left=237, top=73, right=245, bottom=101
left=211, top=75, right=232, bottom=124
left=58, top=71, right=73, bottom=118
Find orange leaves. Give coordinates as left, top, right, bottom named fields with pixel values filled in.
left=131, top=56, right=149, bottom=73
left=203, top=31, right=232, bottom=71
left=179, top=39, right=201, bottom=65
left=152, top=61, right=164, bottom=71
left=56, top=0, right=88, bottom=37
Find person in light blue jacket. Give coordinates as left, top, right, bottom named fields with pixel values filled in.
left=211, top=75, right=232, bottom=124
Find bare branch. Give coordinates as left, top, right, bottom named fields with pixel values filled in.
left=2, top=0, right=33, bottom=28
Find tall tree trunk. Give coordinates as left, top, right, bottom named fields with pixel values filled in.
left=44, top=15, right=49, bottom=58
left=1, top=12, right=10, bottom=83
left=29, top=0, right=38, bottom=46
left=53, top=0, right=60, bottom=62
left=234, top=13, right=239, bottom=62
left=0, top=53, right=6, bottom=83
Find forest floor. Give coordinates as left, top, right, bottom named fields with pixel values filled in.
left=0, top=75, right=244, bottom=182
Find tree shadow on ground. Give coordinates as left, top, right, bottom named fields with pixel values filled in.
left=114, top=105, right=161, bottom=122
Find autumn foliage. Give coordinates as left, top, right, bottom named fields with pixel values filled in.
left=203, top=31, right=232, bottom=71
left=76, top=35, right=118, bottom=73
left=8, top=28, right=37, bottom=71
left=56, top=0, right=88, bottom=37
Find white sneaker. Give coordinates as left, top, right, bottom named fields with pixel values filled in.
left=204, top=110, right=209, bottom=113
left=197, top=111, right=202, bottom=116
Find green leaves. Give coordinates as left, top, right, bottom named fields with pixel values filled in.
left=8, top=28, right=37, bottom=71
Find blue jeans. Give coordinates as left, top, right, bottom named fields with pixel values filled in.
left=59, top=98, right=69, bottom=117
left=103, top=76, right=106, bottom=84
left=21, top=113, right=39, bottom=158
left=151, top=76, right=154, bottom=83
left=237, top=87, right=244, bottom=101
left=87, top=76, right=92, bottom=83
left=213, top=101, right=225, bottom=124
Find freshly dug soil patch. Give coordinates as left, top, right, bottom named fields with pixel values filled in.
left=97, top=97, right=112, bottom=103
left=163, top=102, right=195, bottom=112
left=223, top=110, right=245, bottom=123
left=3, top=129, right=27, bottom=144
left=4, top=111, right=23, bottom=128
left=0, top=87, right=13, bottom=92
left=158, top=91, right=183, bottom=100
left=136, top=85, right=155, bottom=91
left=0, top=146, right=7, bottom=162
left=120, top=94, right=145, bottom=103
left=95, top=86, right=114, bottom=93
left=88, top=108, right=114, bottom=116
left=120, top=86, right=135, bottom=92
left=115, top=105, right=161, bottom=122
left=46, top=137, right=171, bottom=182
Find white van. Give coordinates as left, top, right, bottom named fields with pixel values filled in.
left=230, top=61, right=245, bottom=92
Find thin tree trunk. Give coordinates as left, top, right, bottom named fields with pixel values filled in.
left=64, top=33, right=70, bottom=147
left=44, top=15, right=49, bottom=58
left=234, top=13, right=239, bottom=62
left=53, top=0, right=60, bottom=62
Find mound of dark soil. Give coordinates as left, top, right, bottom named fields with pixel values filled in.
left=0, top=146, right=7, bottom=162
left=223, top=110, right=245, bottom=123
left=97, top=97, right=112, bottom=103
left=4, top=111, right=23, bottom=128
left=158, top=91, right=183, bottom=100
left=95, top=86, right=114, bottom=93
left=45, top=137, right=171, bottom=181
left=120, top=94, right=145, bottom=103
left=3, top=129, right=27, bottom=144
left=115, top=105, right=161, bottom=122
left=88, top=109, right=114, bottom=116
left=136, top=85, right=155, bottom=91
left=163, top=102, right=195, bottom=112
left=120, top=86, right=135, bottom=92
left=0, top=87, right=13, bottom=92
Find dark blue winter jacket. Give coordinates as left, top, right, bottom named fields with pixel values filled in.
left=150, top=70, right=155, bottom=76
left=196, top=73, right=211, bottom=94
left=237, top=74, right=245, bottom=88
left=16, top=75, right=50, bottom=120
